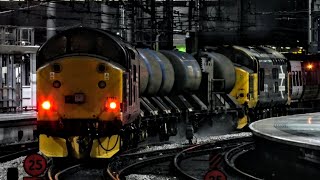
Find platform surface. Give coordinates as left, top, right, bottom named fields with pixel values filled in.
left=250, top=112, right=320, bottom=150
left=0, top=111, right=37, bottom=122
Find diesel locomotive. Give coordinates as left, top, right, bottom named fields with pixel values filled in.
left=36, top=27, right=319, bottom=159
left=37, top=28, right=141, bottom=158
left=218, top=46, right=320, bottom=120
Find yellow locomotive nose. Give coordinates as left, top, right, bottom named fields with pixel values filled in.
left=38, top=56, right=123, bottom=119
left=38, top=56, right=123, bottom=159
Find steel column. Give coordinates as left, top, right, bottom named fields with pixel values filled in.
left=101, top=3, right=111, bottom=30
left=47, top=2, right=56, bottom=40
left=30, top=53, right=36, bottom=109
left=0, top=55, right=2, bottom=109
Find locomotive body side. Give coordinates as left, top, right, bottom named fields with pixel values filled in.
left=218, top=46, right=289, bottom=121
left=255, top=47, right=288, bottom=108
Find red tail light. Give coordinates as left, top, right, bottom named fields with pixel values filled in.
left=109, top=102, right=117, bottom=109
left=105, top=100, right=117, bottom=110
left=41, top=101, right=51, bottom=110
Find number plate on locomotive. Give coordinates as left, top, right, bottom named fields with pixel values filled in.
left=65, top=93, right=85, bottom=104
left=74, top=93, right=85, bottom=103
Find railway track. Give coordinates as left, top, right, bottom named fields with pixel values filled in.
left=107, top=136, right=253, bottom=180
left=46, top=141, right=184, bottom=180
left=46, top=133, right=254, bottom=180
left=108, top=145, right=189, bottom=179
left=0, top=141, right=38, bottom=162
left=173, top=141, right=246, bottom=179
left=47, top=159, right=109, bottom=180
left=224, top=142, right=262, bottom=180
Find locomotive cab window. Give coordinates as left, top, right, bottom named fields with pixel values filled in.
left=133, top=65, right=137, bottom=82
left=235, top=53, right=255, bottom=70
left=127, top=47, right=136, bottom=60
left=40, top=36, right=67, bottom=61
left=37, top=27, right=130, bottom=70
left=272, top=68, right=278, bottom=79
left=129, top=71, right=132, bottom=106
left=259, top=68, right=265, bottom=91
left=275, top=82, right=279, bottom=93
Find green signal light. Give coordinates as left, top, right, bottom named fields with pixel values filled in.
left=176, top=46, right=186, bottom=52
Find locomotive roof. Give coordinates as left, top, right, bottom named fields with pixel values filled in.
left=36, top=27, right=131, bottom=70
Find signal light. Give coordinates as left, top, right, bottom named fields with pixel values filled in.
left=307, top=64, right=313, bottom=70
left=41, top=101, right=51, bottom=110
